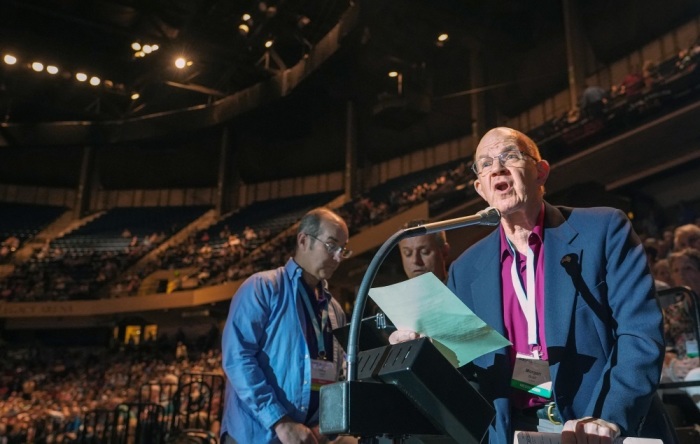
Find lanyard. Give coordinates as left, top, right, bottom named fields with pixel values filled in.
left=510, top=244, right=538, bottom=346
left=299, top=283, right=329, bottom=359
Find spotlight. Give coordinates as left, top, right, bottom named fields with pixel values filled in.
left=76, top=72, right=88, bottom=82
left=46, top=65, right=58, bottom=74
left=238, top=23, right=250, bottom=36
left=264, top=39, right=274, bottom=48
left=130, top=92, right=140, bottom=100
left=3, top=54, right=17, bottom=65
left=242, top=13, right=251, bottom=21
left=89, top=76, right=101, bottom=86
left=143, top=45, right=152, bottom=54
left=174, top=57, right=187, bottom=69
left=437, top=33, right=449, bottom=42
left=31, top=62, right=44, bottom=72
left=388, top=71, right=399, bottom=78
left=131, top=42, right=142, bottom=51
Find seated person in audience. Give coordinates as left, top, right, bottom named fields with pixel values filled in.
left=619, top=67, right=645, bottom=99
left=663, top=248, right=700, bottom=382
left=676, top=48, right=693, bottom=71
left=578, top=84, right=608, bottom=117
left=642, top=60, right=663, bottom=91
left=3, top=235, right=20, bottom=251
left=653, top=258, right=672, bottom=286
left=674, top=224, right=700, bottom=252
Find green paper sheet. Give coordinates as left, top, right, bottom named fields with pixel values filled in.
left=369, top=272, right=511, bottom=367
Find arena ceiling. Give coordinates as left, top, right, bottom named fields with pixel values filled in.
left=1, top=0, right=699, bottom=186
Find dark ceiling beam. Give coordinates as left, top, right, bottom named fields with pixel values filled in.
left=164, top=80, right=227, bottom=97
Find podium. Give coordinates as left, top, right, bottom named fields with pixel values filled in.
left=320, top=338, right=495, bottom=443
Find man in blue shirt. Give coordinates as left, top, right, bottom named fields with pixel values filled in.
left=221, top=208, right=352, bottom=443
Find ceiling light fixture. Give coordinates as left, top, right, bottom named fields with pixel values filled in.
left=76, top=72, right=87, bottom=82
left=46, top=65, right=58, bottom=74
left=31, top=62, right=44, bottom=72
left=3, top=54, right=17, bottom=65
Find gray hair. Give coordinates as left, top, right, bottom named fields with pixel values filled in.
left=297, top=207, right=344, bottom=244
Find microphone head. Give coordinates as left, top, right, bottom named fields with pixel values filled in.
left=477, top=207, right=501, bottom=226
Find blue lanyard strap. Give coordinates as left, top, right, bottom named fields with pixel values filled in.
left=299, top=283, right=330, bottom=358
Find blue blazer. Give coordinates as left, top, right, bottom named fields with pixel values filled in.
left=447, top=203, right=666, bottom=444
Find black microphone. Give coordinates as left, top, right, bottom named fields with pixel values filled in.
left=402, top=207, right=502, bottom=238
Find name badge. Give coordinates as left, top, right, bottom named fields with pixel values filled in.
left=311, top=359, right=337, bottom=391
left=511, top=353, right=552, bottom=398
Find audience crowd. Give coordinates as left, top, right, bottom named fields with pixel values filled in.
left=637, top=211, right=700, bottom=428
left=528, top=37, right=700, bottom=150
left=0, top=332, right=223, bottom=444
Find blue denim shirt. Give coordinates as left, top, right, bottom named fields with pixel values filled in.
left=221, top=258, right=346, bottom=443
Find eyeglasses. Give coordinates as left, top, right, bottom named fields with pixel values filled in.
left=471, top=149, right=537, bottom=175
left=306, top=233, right=353, bottom=259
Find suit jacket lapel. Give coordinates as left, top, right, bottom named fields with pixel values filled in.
left=471, top=230, right=507, bottom=341
left=542, top=203, right=579, bottom=359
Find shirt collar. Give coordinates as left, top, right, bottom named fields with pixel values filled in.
left=285, top=257, right=329, bottom=300
left=499, top=203, right=546, bottom=262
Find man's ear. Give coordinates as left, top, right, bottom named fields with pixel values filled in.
left=474, top=178, right=485, bottom=200
left=441, top=242, right=451, bottom=260
left=297, top=232, right=307, bottom=250
left=536, top=159, right=550, bottom=185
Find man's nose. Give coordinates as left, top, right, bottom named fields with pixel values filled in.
left=492, top=158, right=508, bottom=173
